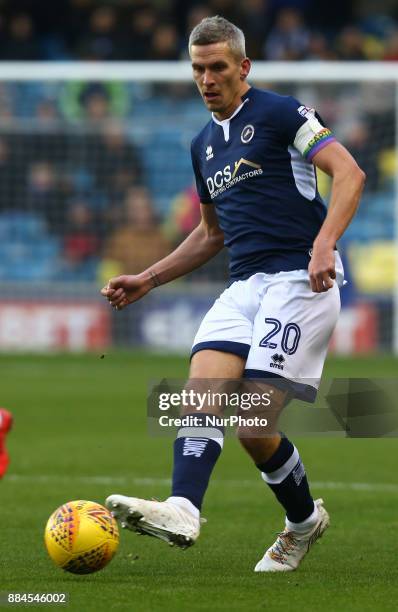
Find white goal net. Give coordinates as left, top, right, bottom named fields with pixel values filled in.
left=0, top=62, right=396, bottom=354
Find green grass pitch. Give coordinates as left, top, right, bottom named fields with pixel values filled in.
left=1, top=352, right=398, bottom=611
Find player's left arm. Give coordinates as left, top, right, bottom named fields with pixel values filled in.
left=310, top=142, right=366, bottom=293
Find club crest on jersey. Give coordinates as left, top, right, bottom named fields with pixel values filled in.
left=241, top=124, right=254, bottom=143
left=206, top=145, right=214, bottom=161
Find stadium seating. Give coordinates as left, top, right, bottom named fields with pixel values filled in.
left=0, top=212, right=60, bottom=281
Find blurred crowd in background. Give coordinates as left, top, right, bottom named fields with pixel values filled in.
left=0, top=0, right=397, bottom=62
left=0, top=0, right=395, bottom=300
left=0, top=77, right=394, bottom=297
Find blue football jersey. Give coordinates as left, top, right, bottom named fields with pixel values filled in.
left=191, top=86, right=336, bottom=281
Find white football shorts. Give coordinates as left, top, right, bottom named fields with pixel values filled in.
left=191, top=253, right=344, bottom=402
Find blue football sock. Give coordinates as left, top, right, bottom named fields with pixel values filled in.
left=171, top=414, right=224, bottom=511
left=256, top=436, right=314, bottom=523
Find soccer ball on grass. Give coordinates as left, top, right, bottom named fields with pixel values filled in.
left=44, top=500, right=119, bottom=574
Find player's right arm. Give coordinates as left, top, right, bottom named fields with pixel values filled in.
left=101, top=203, right=224, bottom=310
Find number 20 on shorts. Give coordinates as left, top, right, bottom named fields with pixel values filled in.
left=259, top=318, right=301, bottom=355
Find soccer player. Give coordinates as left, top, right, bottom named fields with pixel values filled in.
left=0, top=408, right=13, bottom=478
left=102, top=16, right=365, bottom=571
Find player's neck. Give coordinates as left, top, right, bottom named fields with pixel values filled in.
left=213, top=83, right=251, bottom=121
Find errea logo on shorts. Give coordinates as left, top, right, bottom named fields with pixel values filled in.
left=206, top=157, right=263, bottom=199
left=270, top=353, right=285, bottom=370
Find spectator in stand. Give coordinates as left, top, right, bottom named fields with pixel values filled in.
left=59, top=0, right=95, bottom=52
left=35, top=98, right=58, bottom=122
left=264, top=7, right=310, bottom=60
left=28, top=99, right=69, bottom=166
left=1, top=13, right=40, bottom=60
left=125, top=4, right=158, bottom=60
left=0, top=12, right=6, bottom=50
left=60, top=81, right=129, bottom=121
left=149, top=23, right=181, bottom=60
left=85, top=120, right=143, bottom=216
left=360, top=80, right=395, bottom=150
left=383, top=29, right=398, bottom=60
left=57, top=197, right=100, bottom=281
left=164, top=183, right=202, bottom=247
left=103, top=186, right=170, bottom=276
left=0, top=136, right=18, bottom=211
left=239, top=0, right=270, bottom=59
left=336, top=26, right=366, bottom=61
left=187, top=5, right=213, bottom=33
left=179, top=5, right=212, bottom=59
left=307, top=31, right=338, bottom=60
left=24, top=0, right=70, bottom=60
left=63, top=198, right=99, bottom=266
left=25, top=161, right=65, bottom=234
left=81, top=85, right=111, bottom=122
left=74, top=5, right=125, bottom=61
left=0, top=81, right=13, bottom=120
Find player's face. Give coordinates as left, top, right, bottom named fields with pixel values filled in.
left=191, top=42, right=251, bottom=120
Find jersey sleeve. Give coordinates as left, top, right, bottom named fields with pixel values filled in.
left=191, top=141, right=212, bottom=204
left=279, top=96, right=336, bottom=161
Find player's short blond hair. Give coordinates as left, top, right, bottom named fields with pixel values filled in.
left=188, top=16, right=246, bottom=61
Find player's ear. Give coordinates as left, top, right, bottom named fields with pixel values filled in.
left=240, top=58, right=251, bottom=81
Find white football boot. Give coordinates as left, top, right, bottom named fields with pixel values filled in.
left=105, top=495, right=201, bottom=549
left=254, top=498, right=330, bottom=572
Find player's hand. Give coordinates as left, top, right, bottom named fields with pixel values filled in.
left=101, top=274, right=152, bottom=310
left=308, top=244, right=336, bottom=293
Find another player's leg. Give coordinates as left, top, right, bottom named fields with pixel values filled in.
left=0, top=408, right=13, bottom=478
left=106, top=350, right=245, bottom=547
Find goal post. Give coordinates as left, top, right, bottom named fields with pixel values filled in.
left=0, top=61, right=395, bottom=354
left=0, top=60, right=397, bottom=81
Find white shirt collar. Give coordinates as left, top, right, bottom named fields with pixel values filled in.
left=212, top=97, right=249, bottom=142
